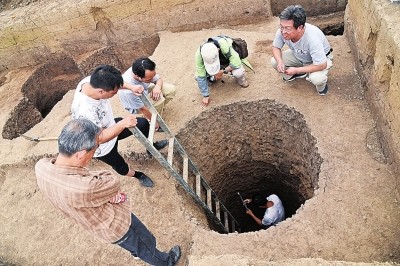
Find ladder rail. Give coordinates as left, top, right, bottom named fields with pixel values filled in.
left=129, top=94, right=240, bottom=233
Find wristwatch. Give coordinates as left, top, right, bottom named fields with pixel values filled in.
left=223, top=68, right=229, bottom=74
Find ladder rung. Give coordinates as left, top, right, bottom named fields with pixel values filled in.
left=183, top=156, right=188, bottom=183
left=224, top=211, right=229, bottom=232
left=207, top=189, right=212, bottom=210
left=167, top=137, right=175, bottom=165
left=196, top=174, right=201, bottom=196
left=148, top=112, right=158, bottom=143
left=215, top=200, right=220, bottom=220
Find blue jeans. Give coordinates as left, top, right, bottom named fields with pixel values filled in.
left=114, top=213, right=171, bottom=265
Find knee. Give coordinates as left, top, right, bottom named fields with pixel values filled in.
left=271, top=57, right=278, bottom=69
left=308, top=73, right=328, bottom=86
left=232, top=67, right=245, bottom=79
left=115, top=163, right=129, bottom=176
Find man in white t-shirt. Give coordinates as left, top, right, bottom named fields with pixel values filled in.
left=271, top=5, right=333, bottom=95
left=244, top=194, right=285, bottom=228
left=71, top=65, right=168, bottom=188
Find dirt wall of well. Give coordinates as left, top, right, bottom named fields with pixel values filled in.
left=344, top=0, right=400, bottom=180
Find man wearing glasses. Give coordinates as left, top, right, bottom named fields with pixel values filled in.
left=271, top=5, right=333, bottom=96
left=118, top=57, right=176, bottom=131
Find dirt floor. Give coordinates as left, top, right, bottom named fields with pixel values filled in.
left=0, top=16, right=400, bottom=266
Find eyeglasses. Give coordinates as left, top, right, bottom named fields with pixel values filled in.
left=278, top=25, right=294, bottom=33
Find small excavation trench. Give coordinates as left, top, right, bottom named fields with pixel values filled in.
left=177, top=100, right=322, bottom=233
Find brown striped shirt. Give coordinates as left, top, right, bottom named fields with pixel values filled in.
left=35, top=158, right=131, bottom=243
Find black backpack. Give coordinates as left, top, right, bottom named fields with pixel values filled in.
left=218, top=35, right=249, bottom=59
left=205, top=36, right=249, bottom=60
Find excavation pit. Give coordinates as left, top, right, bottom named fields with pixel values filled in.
left=177, top=99, right=322, bottom=233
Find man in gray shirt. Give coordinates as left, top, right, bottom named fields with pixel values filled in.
left=271, top=5, right=333, bottom=95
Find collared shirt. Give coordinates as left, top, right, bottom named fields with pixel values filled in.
left=35, top=158, right=131, bottom=243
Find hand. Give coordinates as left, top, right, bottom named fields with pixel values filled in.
left=201, top=97, right=210, bottom=107
left=243, top=199, right=251, bottom=204
left=214, top=70, right=223, bottom=81
left=277, top=62, right=286, bottom=73
left=124, top=84, right=144, bottom=96
left=284, top=67, right=298, bottom=76
left=120, top=114, right=137, bottom=128
left=246, top=209, right=253, bottom=215
left=150, top=86, right=162, bottom=101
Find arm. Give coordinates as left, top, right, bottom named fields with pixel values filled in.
left=285, top=61, right=327, bottom=76
left=98, top=114, right=138, bottom=144
left=272, top=46, right=285, bottom=73
left=122, top=82, right=144, bottom=96
left=150, top=76, right=163, bottom=101
left=246, top=209, right=263, bottom=226
left=195, top=48, right=211, bottom=106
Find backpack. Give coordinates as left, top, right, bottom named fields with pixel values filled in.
left=218, top=35, right=249, bottom=59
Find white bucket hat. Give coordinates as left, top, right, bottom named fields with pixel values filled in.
left=201, top=42, right=220, bottom=75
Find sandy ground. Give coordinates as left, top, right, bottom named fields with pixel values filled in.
left=0, top=18, right=400, bottom=265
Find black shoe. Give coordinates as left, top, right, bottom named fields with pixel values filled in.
left=168, top=245, right=181, bottom=266
left=153, top=139, right=168, bottom=150
left=318, top=84, right=329, bottom=96
left=282, top=73, right=307, bottom=82
left=156, top=127, right=164, bottom=132
left=136, top=174, right=154, bottom=188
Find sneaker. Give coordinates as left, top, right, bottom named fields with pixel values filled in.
left=136, top=174, right=154, bottom=188
left=153, top=139, right=168, bottom=150
left=282, top=73, right=307, bottom=82
left=318, top=84, right=329, bottom=96
left=168, top=245, right=181, bottom=266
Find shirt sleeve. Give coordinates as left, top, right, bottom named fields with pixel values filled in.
left=272, top=29, right=285, bottom=49
left=87, top=171, right=121, bottom=207
left=195, top=47, right=207, bottom=78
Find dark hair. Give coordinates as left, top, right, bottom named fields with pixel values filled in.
left=132, top=57, right=156, bottom=78
left=58, top=119, right=101, bottom=157
left=279, top=5, right=306, bottom=29
left=252, top=194, right=268, bottom=207
left=90, top=65, right=124, bottom=91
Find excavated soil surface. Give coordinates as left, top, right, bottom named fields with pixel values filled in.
left=0, top=16, right=399, bottom=266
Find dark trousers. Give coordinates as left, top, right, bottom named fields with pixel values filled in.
left=97, top=117, right=149, bottom=175
left=114, top=213, right=171, bottom=265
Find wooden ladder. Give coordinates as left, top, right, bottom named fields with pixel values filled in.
left=128, top=96, right=240, bottom=233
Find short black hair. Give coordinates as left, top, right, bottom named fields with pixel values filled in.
left=279, top=5, right=306, bottom=29
left=131, top=57, right=156, bottom=78
left=90, top=65, right=124, bottom=91
left=252, top=194, right=268, bottom=207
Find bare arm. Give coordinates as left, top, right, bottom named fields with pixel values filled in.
left=246, top=209, right=263, bottom=226
left=285, top=61, right=327, bottom=75
left=98, top=114, right=138, bottom=144
left=150, top=78, right=163, bottom=101
left=272, top=46, right=285, bottom=73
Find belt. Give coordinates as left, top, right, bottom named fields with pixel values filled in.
left=326, top=48, right=333, bottom=56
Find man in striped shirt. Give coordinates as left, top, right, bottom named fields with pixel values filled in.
left=35, top=119, right=181, bottom=265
